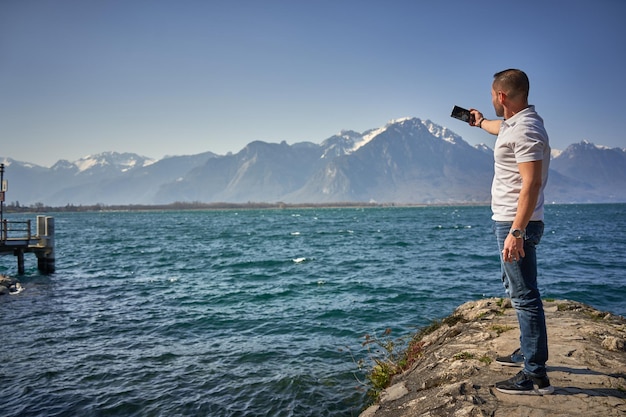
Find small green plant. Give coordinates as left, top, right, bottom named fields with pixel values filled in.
left=414, top=314, right=466, bottom=340
left=442, top=314, right=466, bottom=327
left=357, top=315, right=466, bottom=403
left=490, top=324, right=515, bottom=335
left=453, top=351, right=475, bottom=360
left=479, top=355, right=492, bottom=365
left=416, top=319, right=444, bottom=338
left=360, top=329, right=405, bottom=400
left=357, top=328, right=427, bottom=402
left=557, top=302, right=583, bottom=311
left=367, top=361, right=397, bottom=394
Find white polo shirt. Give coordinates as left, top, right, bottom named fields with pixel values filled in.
left=491, top=105, right=550, bottom=222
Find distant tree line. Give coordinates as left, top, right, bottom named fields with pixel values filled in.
left=3, top=200, right=401, bottom=213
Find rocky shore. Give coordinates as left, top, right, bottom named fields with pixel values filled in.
left=361, top=298, right=626, bottom=417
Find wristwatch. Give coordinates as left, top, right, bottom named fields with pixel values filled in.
left=510, top=228, right=525, bottom=239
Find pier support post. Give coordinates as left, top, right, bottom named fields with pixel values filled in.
left=36, top=216, right=55, bottom=274
left=15, top=248, right=24, bottom=275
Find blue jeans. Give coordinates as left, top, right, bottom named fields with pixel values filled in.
left=495, top=221, right=548, bottom=377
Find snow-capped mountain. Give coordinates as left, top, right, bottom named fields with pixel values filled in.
left=1, top=119, right=625, bottom=206
left=57, top=152, right=156, bottom=175
left=320, top=130, right=363, bottom=159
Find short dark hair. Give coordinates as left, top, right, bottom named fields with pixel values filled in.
left=493, top=69, right=529, bottom=101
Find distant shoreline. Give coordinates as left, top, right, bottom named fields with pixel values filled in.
left=5, top=201, right=624, bottom=215
left=4, top=201, right=493, bottom=214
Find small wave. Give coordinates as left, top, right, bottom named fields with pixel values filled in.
left=435, top=225, right=473, bottom=230
left=292, top=257, right=307, bottom=263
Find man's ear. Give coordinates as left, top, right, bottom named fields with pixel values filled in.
left=497, top=90, right=507, bottom=105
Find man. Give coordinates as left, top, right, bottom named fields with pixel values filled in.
left=470, top=69, right=553, bottom=395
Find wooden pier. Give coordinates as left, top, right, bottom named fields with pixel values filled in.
left=0, top=216, right=56, bottom=274
left=0, top=163, right=55, bottom=274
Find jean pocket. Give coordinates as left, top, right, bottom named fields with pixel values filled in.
left=525, top=221, right=544, bottom=245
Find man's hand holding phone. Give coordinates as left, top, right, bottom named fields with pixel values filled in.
left=469, top=109, right=484, bottom=127
left=451, top=105, right=491, bottom=129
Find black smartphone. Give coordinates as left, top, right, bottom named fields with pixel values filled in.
left=451, top=105, right=474, bottom=124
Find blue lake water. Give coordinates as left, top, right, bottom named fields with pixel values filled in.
left=1, top=204, right=624, bottom=416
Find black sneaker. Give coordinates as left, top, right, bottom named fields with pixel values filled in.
left=495, top=347, right=524, bottom=367
left=495, top=370, right=554, bottom=395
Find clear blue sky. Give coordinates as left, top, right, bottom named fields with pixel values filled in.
left=1, top=0, right=625, bottom=167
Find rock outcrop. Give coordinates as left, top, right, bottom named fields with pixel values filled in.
left=0, top=274, right=22, bottom=295
left=361, top=298, right=626, bottom=417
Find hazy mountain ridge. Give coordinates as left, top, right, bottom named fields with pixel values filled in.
left=1, top=119, right=625, bottom=206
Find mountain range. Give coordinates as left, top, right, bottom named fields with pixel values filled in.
left=2, top=117, right=625, bottom=206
